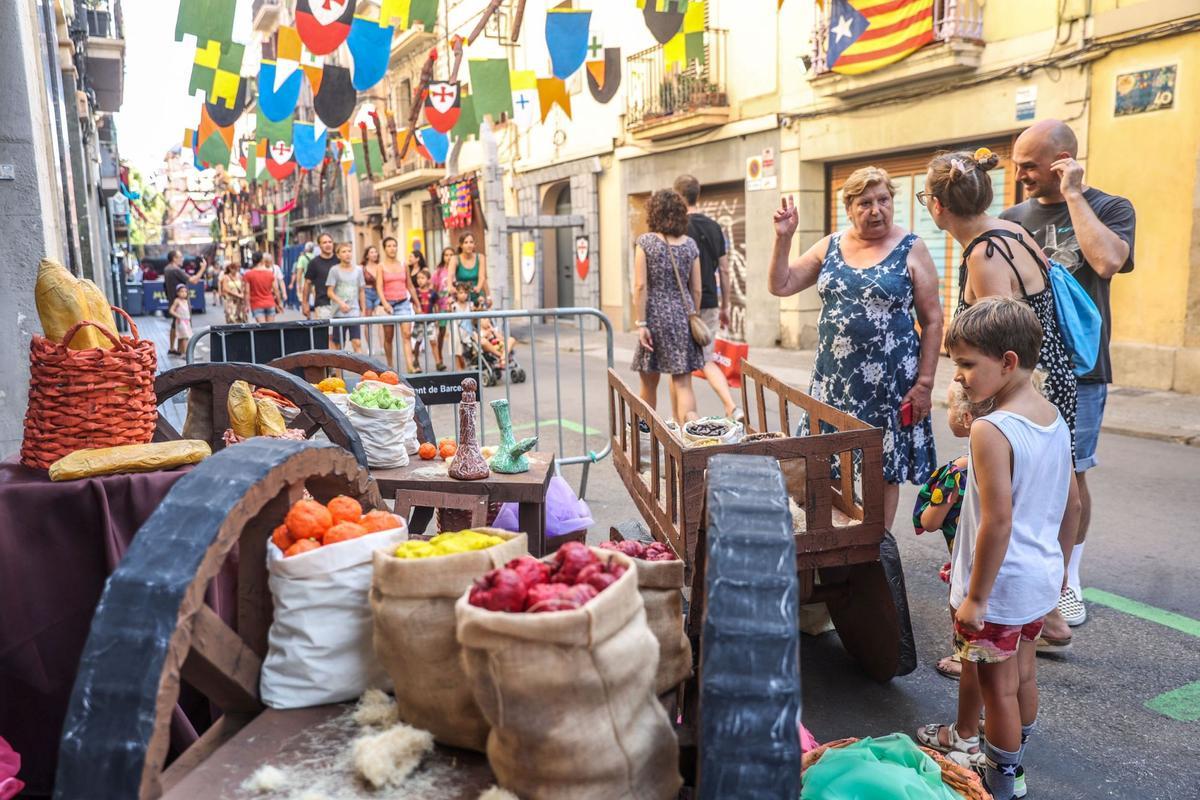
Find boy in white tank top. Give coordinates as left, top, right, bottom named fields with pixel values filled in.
left=920, top=297, right=1080, bottom=800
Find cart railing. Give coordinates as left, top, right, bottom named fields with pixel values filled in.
left=608, top=360, right=885, bottom=575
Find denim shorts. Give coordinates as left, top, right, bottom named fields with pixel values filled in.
left=251, top=306, right=274, bottom=321
left=388, top=298, right=414, bottom=317
left=1074, top=382, right=1108, bottom=472
left=364, top=286, right=380, bottom=312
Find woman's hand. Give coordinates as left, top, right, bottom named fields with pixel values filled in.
left=774, top=196, right=800, bottom=239
left=901, top=382, right=933, bottom=424
left=638, top=326, right=654, bottom=352
left=382, top=303, right=393, bottom=316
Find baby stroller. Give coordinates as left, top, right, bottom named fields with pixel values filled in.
left=461, top=332, right=527, bottom=388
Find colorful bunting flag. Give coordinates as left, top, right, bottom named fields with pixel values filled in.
left=301, top=44, right=326, bottom=94
left=188, top=40, right=221, bottom=97
left=510, top=70, right=537, bottom=128
left=314, top=65, right=358, bottom=127
left=196, top=106, right=233, bottom=168
left=642, top=0, right=687, bottom=43
left=275, top=27, right=303, bottom=92
left=416, top=126, right=449, bottom=165
left=296, top=0, right=357, bottom=56
left=205, top=78, right=248, bottom=127
left=256, top=111, right=294, bottom=147
left=545, top=8, right=592, bottom=80
left=258, top=60, right=303, bottom=121
left=423, top=81, right=461, bottom=133
left=380, top=0, right=439, bottom=30
left=175, top=0, right=236, bottom=47
left=266, top=138, right=296, bottom=180
left=665, top=0, right=706, bottom=70
left=347, top=14, right=393, bottom=91
left=450, top=92, right=479, bottom=141
left=352, top=135, right=386, bottom=175
left=468, top=59, right=513, bottom=121
left=537, top=77, right=572, bottom=122
left=294, top=121, right=329, bottom=170
left=586, top=47, right=622, bottom=103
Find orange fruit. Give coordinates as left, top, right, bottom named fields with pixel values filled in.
left=285, top=499, right=333, bottom=541
left=418, top=442, right=437, bottom=460
left=362, top=370, right=380, bottom=382
left=284, top=538, right=321, bottom=557
left=379, top=370, right=400, bottom=385
left=327, top=494, right=363, bottom=525
left=439, top=441, right=458, bottom=460
left=438, top=438, right=456, bottom=448
left=271, top=524, right=294, bottom=552
left=361, top=509, right=402, bottom=533
left=323, top=521, right=368, bottom=545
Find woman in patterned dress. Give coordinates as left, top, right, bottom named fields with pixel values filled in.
left=769, top=167, right=944, bottom=531
left=631, top=189, right=704, bottom=424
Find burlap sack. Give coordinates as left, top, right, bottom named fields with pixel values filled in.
left=371, top=529, right=528, bottom=751
left=456, top=549, right=682, bottom=800
left=631, top=558, right=693, bottom=694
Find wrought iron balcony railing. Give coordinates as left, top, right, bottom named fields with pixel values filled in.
left=625, top=28, right=729, bottom=134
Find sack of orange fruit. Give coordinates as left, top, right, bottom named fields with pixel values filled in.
left=260, top=495, right=407, bottom=709
left=371, top=528, right=528, bottom=752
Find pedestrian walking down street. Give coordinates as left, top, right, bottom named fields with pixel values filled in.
left=1002, top=119, right=1136, bottom=631
left=769, top=166, right=944, bottom=532
left=631, top=189, right=704, bottom=425
left=290, top=241, right=315, bottom=311
left=244, top=251, right=282, bottom=324
left=303, top=233, right=339, bottom=321
left=361, top=244, right=382, bottom=313
left=453, top=233, right=488, bottom=304
left=326, top=242, right=366, bottom=353
left=673, top=174, right=743, bottom=422
left=376, top=237, right=416, bottom=372
left=218, top=260, right=248, bottom=324
left=430, top=247, right=456, bottom=371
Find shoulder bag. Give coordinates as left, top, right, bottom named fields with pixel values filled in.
left=666, top=238, right=712, bottom=348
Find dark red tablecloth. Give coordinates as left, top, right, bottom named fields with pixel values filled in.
left=0, top=458, right=191, bottom=796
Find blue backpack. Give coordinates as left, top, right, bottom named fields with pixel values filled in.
left=1046, top=259, right=1102, bottom=376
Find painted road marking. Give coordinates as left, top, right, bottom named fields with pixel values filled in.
left=1084, top=589, right=1200, bottom=723
left=511, top=418, right=600, bottom=436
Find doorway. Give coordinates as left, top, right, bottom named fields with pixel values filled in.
left=541, top=181, right=574, bottom=309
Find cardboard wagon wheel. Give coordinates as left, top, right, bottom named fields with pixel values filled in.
left=54, top=440, right=382, bottom=800
left=269, top=349, right=437, bottom=446
left=153, top=362, right=368, bottom=467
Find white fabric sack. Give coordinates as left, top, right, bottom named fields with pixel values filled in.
left=346, top=397, right=415, bottom=468
left=261, top=527, right=406, bottom=709
left=353, top=380, right=421, bottom=456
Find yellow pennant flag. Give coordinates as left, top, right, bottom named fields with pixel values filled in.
left=537, top=77, right=571, bottom=122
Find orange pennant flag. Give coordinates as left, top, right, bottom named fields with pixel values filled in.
left=537, top=77, right=571, bottom=122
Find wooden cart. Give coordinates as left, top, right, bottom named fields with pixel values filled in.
left=608, top=361, right=915, bottom=681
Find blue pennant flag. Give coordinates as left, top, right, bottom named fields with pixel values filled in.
left=258, top=60, right=302, bottom=122
left=293, top=121, right=328, bottom=170
left=416, top=126, right=449, bottom=166
left=545, top=9, right=591, bottom=80
left=347, top=15, right=393, bottom=91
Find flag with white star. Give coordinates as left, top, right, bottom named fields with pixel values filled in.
left=826, top=0, right=934, bottom=76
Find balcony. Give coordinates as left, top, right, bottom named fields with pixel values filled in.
left=84, top=0, right=125, bottom=113
left=625, top=29, right=730, bottom=141
left=372, top=151, right=442, bottom=194
left=293, top=173, right=351, bottom=227
left=98, top=118, right=120, bottom=197
left=390, top=27, right=438, bottom=65
left=809, top=0, right=984, bottom=99
left=252, top=0, right=285, bottom=33
left=358, top=177, right=383, bottom=215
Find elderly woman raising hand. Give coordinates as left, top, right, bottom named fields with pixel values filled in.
left=769, top=166, right=943, bottom=530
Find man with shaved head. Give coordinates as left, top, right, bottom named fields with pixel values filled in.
left=1001, top=119, right=1136, bottom=634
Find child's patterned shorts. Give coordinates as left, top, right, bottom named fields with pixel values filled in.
left=953, top=615, right=1044, bottom=663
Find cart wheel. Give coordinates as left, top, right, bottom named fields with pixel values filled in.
left=511, top=367, right=526, bottom=384
left=55, top=440, right=381, bottom=800
left=820, top=554, right=906, bottom=683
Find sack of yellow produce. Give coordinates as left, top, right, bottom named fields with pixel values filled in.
left=371, top=528, right=527, bottom=751
left=227, top=380, right=258, bottom=438
left=35, top=258, right=114, bottom=349
left=255, top=397, right=287, bottom=437
left=48, top=440, right=211, bottom=481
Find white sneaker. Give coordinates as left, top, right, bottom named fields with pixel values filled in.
left=1058, top=586, right=1087, bottom=627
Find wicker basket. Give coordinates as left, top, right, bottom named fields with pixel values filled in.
left=801, top=737, right=991, bottom=799
left=21, top=309, right=158, bottom=470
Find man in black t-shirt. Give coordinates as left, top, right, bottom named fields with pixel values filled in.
left=673, top=175, right=740, bottom=420
left=302, top=232, right=339, bottom=320
left=1001, top=119, right=1135, bottom=633
left=163, top=250, right=202, bottom=354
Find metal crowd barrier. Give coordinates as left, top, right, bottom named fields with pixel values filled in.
left=186, top=308, right=615, bottom=497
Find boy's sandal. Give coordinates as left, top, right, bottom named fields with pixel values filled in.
left=1035, top=633, right=1072, bottom=653
left=935, top=654, right=962, bottom=680
left=915, top=723, right=980, bottom=757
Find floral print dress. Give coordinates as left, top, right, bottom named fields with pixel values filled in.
left=800, top=232, right=938, bottom=486
left=630, top=233, right=704, bottom=376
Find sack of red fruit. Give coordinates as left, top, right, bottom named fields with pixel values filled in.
left=260, top=498, right=407, bottom=709
left=600, top=540, right=692, bottom=694
left=455, top=543, right=683, bottom=800
left=371, top=528, right=528, bottom=751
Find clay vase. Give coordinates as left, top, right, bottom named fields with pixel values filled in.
left=490, top=399, right=537, bottom=474
left=448, top=378, right=490, bottom=481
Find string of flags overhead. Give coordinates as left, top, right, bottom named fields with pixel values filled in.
left=174, top=0, right=706, bottom=183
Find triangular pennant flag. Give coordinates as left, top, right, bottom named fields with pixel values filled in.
left=258, top=59, right=303, bottom=122
left=416, top=126, right=449, bottom=166
left=450, top=92, right=479, bottom=141
left=586, top=47, right=622, bottom=103
left=545, top=8, right=591, bottom=80
left=423, top=81, right=461, bottom=133
left=510, top=70, right=537, bottom=128
left=275, top=27, right=302, bottom=91
left=467, top=59, right=513, bottom=121
left=347, top=14, right=393, bottom=91
left=339, top=139, right=356, bottom=175
left=197, top=106, right=234, bottom=168
left=175, top=0, right=235, bottom=47
left=294, top=120, right=329, bottom=170
left=296, top=0, right=357, bottom=56
left=301, top=45, right=325, bottom=95
left=314, top=65, right=357, bottom=127
left=537, top=77, right=571, bottom=122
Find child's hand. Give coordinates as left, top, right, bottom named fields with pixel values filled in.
left=955, top=598, right=986, bottom=632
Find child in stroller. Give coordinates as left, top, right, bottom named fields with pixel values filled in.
left=455, top=287, right=526, bottom=386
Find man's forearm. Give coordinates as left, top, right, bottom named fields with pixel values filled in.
left=1066, top=191, right=1128, bottom=278
left=718, top=256, right=731, bottom=310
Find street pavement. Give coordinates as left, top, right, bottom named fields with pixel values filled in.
left=164, top=302, right=1199, bottom=798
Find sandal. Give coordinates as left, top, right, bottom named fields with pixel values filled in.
left=935, top=654, right=962, bottom=680
left=916, top=723, right=981, bottom=760
left=1036, top=633, right=1072, bottom=653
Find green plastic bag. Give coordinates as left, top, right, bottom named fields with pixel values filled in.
left=800, top=734, right=960, bottom=800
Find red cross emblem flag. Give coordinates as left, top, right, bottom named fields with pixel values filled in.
left=296, top=0, right=357, bottom=56
left=423, top=82, right=461, bottom=133
left=266, top=139, right=296, bottom=180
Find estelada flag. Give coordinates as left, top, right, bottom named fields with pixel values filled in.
left=296, top=0, right=357, bottom=56
left=423, top=82, right=461, bottom=133
left=826, top=0, right=934, bottom=75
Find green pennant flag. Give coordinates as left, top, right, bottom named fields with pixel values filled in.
left=175, top=0, right=236, bottom=47
left=256, top=111, right=294, bottom=146
left=451, top=92, right=479, bottom=141
left=188, top=40, right=220, bottom=96
left=409, top=0, right=439, bottom=29
left=468, top=59, right=514, bottom=121
left=352, top=137, right=386, bottom=176
left=197, top=131, right=231, bottom=170
left=217, top=40, right=245, bottom=74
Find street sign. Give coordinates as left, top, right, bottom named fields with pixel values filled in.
left=407, top=371, right=481, bottom=405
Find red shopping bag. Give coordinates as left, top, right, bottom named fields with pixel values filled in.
left=694, top=336, right=749, bottom=388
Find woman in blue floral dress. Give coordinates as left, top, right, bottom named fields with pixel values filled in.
left=768, top=167, right=944, bottom=530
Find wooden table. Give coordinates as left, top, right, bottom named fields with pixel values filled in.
left=372, top=452, right=556, bottom=556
